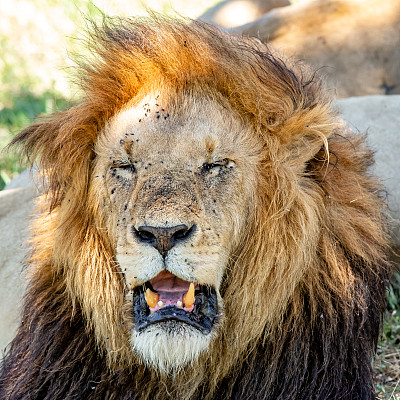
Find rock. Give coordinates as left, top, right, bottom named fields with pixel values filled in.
left=233, top=0, right=400, bottom=98
left=5, top=169, right=35, bottom=190
left=335, top=95, right=400, bottom=251
left=0, top=186, right=37, bottom=357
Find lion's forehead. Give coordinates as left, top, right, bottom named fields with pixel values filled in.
left=96, top=93, right=261, bottom=168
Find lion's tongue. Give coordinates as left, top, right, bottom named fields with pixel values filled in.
left=150, top=270, right=191, bottom=291
left=148, top=271, right=196, bottom=312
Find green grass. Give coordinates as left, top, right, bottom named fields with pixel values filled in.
left=0, top=92, right=70, bottom=189
left=375, top=310, right=400, bottom=399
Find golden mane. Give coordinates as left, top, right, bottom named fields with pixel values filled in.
left=1, top=15, right=390, bottom=400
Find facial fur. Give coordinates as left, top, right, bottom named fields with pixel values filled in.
left=90, top=93, right=261, bottom=371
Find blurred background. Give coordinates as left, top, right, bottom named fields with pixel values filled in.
left=0, top=0, right=223, bottom=189
left=0, top=0, right=399, bottom=397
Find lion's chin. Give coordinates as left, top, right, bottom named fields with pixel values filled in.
left=130, top=272, right=221, bottom=373
left=131, top=322, right=212, bottom=374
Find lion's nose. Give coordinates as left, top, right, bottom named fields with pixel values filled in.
left=134, top=224, right=195, bottom=257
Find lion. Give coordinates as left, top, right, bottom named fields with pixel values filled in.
left=0, top=16, right=391, bottom=400
left=233, top=0, right=400, bottom=98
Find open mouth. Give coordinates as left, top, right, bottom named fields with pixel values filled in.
left=133, top=270, right=219, bottom=334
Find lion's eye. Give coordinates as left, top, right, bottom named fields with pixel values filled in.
left=201, top=159, right=234, bottom=176
left=111, top=161, right=136, bottom=173
left=118, top=164, right=136, bottom=173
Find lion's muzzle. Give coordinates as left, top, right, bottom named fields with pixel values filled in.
left=133, top=224, right=196, bottom=258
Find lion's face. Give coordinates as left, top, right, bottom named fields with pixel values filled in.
left=92, top=92, right=262, bottom=372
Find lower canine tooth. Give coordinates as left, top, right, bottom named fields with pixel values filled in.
left=177, top=300, right=183, bottom=307
left=183, top=282, right=195, bottom=308
left=158, top=300, right=164, bottom=307
left=145, top=288, right=159, bottom=308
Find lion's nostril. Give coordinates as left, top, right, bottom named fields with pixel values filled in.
left=135, top=228, right=157, bottom=243
left=135, top=224, right=196, bottom=257
left=172, top=225, right=195, bottom=241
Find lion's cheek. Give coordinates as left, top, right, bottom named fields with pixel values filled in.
left=115, top=240, right=162, bottom=290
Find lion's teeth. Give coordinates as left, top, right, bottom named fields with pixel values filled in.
left=177, top=300, right=183, bottom=307
left=157, top=300, right=164, bottom=307
left=183, top=282, right=195, bottom=308
left=144, top=288, right=159, bottom=308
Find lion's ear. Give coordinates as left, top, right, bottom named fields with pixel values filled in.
left=270, top=104, right=336, bottom=167
left=10, top=106, right=97, bottom=209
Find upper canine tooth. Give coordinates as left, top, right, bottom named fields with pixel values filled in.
left=145, top=288, right=159, bottom=308
left=183, top=282, right=195, bottom=308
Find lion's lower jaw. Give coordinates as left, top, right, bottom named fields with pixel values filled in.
left=130, top=323, right=212, bottom=374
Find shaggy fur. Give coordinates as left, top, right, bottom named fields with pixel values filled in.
left=0, top=15, right=391, bottom=400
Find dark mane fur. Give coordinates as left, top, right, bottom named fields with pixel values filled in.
left=1, top=252, right=388, bottom=399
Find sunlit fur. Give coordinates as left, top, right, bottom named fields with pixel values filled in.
left=0, top=15, right=391, bottom=400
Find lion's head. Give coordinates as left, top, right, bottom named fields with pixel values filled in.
left=2, top=15, right=390, bottom=400
left=96, top=90, right=262, bottom=372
